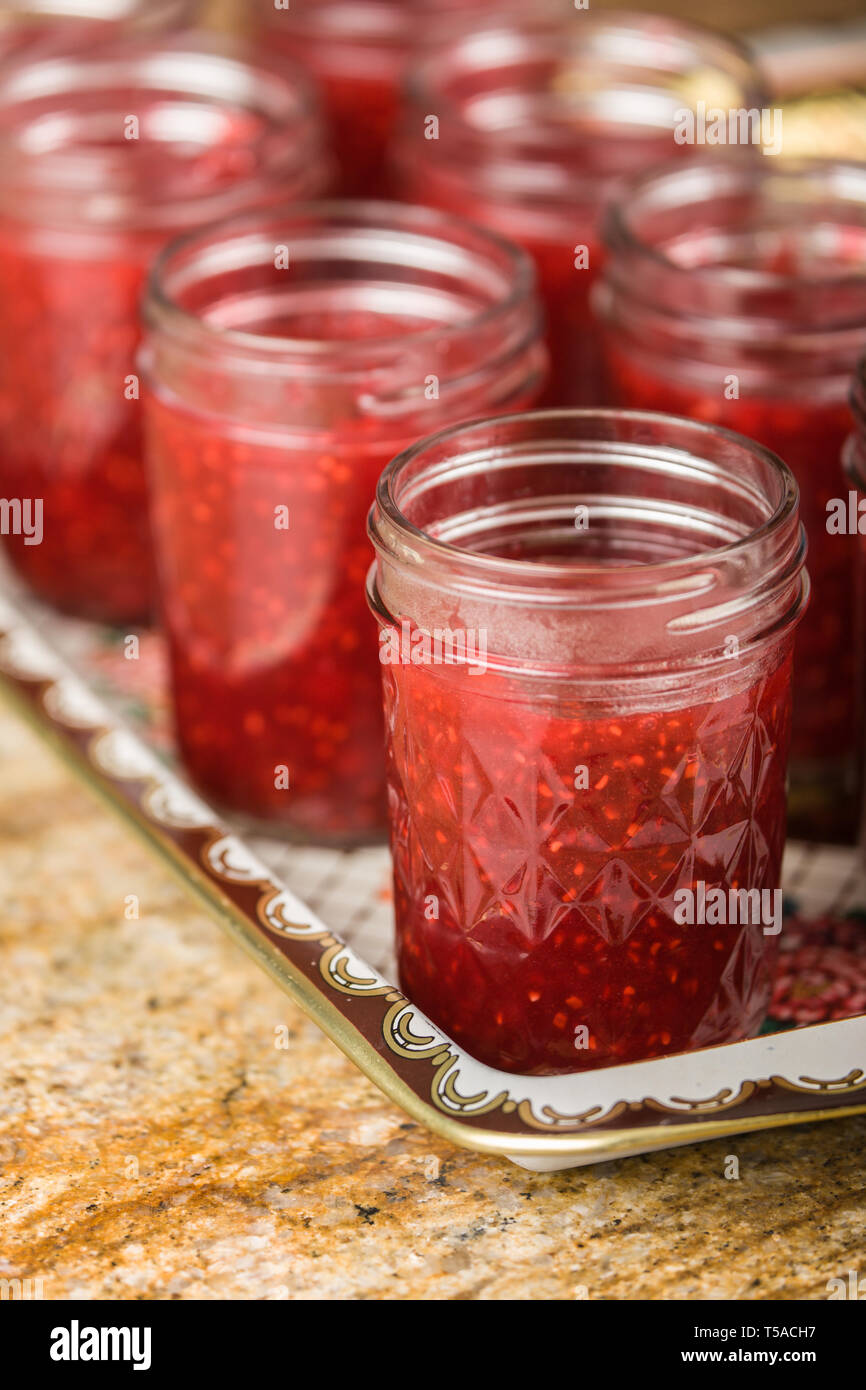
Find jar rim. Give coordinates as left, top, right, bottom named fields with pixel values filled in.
left=145, top=197, right=539, bottom=373
left=0, top=32, right=323, bottom=225
left=402, top=13, right=764, bottom=203
left=371, top=406, right=801, bottom=595
left=603, top=155, right=866, bottom=301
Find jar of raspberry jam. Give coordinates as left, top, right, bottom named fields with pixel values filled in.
left=253, top=0, right=523, bottom=198
left=142, top=202, right=546, bottom=843
left=596, top=157, right=866, bottom=842
left=368, top=409, right=807, bottom=1075
left=0, top=34, right=327, bottom=624
left=393, top=13, right=764, bottom=407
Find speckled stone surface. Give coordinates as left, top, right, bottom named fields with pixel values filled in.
left=0, top=708, right=863, bottom=1301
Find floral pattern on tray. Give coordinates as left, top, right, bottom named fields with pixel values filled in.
left=767, top=913, right=866, bottom=1029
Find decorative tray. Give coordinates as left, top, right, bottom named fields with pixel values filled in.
left=0, top=572, right=863, bottom=1172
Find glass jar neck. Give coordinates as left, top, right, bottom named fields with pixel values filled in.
left=368, top=409, right=806, bottom=693
left=0, top=35, right=327, bottom=233
left=597, top=157, right=866, bottom=380
left=144, top=200, right=545, bottom=437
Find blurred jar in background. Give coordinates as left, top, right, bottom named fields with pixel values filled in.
left=596, top=156, right=866, bottom=842
left=0, top=35, right=328, bottom=623
left=252, top=0, right=536, bottom=197
left=142, top=202, right=546, bottom=844
left=0, top=0, right=197, bottom=62
left=393, top=12, right=765, bottom=407
left=842, top=355, right=866, bottom=859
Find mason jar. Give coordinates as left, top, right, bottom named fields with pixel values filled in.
left=394, top=12, right=765, bottom=407
left=0, top=34, right=328, bottom=622
left=142, top=201, right=546, bottom=844
left=596, top=155, right=866, bottom=842
left=368, top=409, right=807, bottom=1074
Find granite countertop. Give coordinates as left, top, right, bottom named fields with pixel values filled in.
left=0, top=706, right=863, bottom=1302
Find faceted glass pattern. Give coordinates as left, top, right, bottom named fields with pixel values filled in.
left=384, top=650, right=792, bottom=1074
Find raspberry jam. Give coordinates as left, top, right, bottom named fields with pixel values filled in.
left=596, top=157, right=866, bottom=841
left=394, top=13, right=764, bottom=406
left=255, top=0, right=511, bottom=197
left=368, top=411, right=806, bottom=1074
left=143, top=203, right=545, bottom=843
left=0, top=36, right=327, bottom=623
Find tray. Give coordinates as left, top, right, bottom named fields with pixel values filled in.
left=0, top=573, right=863, bottom=1171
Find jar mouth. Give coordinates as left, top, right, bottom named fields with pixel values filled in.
left=0, top=32, right=323, bottom=226
left=371, top=408, right=800, bottom=596
left=403, top=14, right=764, bottom=203
left=369, top=409, right=806, bottom=681
left=601, top=155, right=866, bottom=327
left=145, top=198, right=539, bottom=379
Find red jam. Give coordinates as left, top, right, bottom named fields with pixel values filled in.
left=0, top=37, right=325, bottom=623
left=597, top=157, right=866, bottom=840
left=143, top=205, right=545, bottom=842
left=288, top=61, right=398, bottom=200
left=0, top=231, right=158, bottom=621
left=256, top=0, right=510, bottom=197
left=384, top=651, right=792, bottom=1073
left=146, top=391, right=405, bottom=839
left=394, top=14, right=764, bottom=406
left=369, top=411, right=806, bottom=1074
left=395, top=153, right=605, bottom=411
left=604, top=357, right=853, bottom=775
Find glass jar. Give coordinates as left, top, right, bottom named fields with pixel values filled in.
left=596, top=156, right=866, bottom=843
left=253, top=0, right=519, bottom=198
left=142, top=201, right=546, bottom=844
left=368, top=409, right=807, bottom=1075
left=393, top=12, right=765, bottom=408
left=0, top=35, right=327, bottom=624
